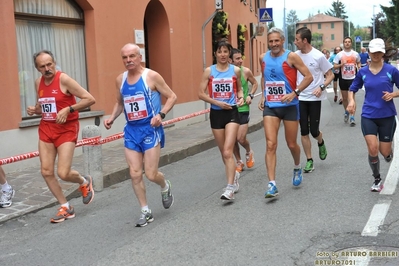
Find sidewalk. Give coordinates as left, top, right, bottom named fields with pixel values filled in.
left=0, top=103, right=264, bottom=223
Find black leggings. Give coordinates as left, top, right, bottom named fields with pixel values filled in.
left=299, top=101, right=321, bottom=138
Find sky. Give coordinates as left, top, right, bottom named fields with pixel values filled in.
left=267, top=0, right=392, bottom=28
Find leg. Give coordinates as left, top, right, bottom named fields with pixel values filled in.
left=39, top=140, right=68, bottom=205
left=237, top=123, right=250, bottom=153
left=125, top=148, right=147, bottom=208
left=56, top=142, right=85, bottom=184
left=263, top=116, right=281, bottom=181
left=0, top=166, right=6, bottom=185
left=143, top=144, right=166, bottom=188
left=283, top=120, right=301, bottom=166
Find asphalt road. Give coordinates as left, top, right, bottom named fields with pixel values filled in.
left=1, top=90, right=399, bottom=266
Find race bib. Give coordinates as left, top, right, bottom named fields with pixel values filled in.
left=265, top=81, right=286, bottom=102
left=39, top=97, right=57, bottom=121
left=124, top=95, right=148, bottom=121
left=211, top=78, right=233, bottom=100
left=342, top=63, right=356, bottom=79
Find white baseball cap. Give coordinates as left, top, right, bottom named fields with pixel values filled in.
left=368, top=38, right=385, bottom=53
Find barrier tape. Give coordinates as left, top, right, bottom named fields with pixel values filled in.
left=0, top=92, right=262, bottom=166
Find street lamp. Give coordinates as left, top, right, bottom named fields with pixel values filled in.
left=373, top=5, right=376, bottom=39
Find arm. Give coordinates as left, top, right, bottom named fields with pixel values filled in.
left=147, top=70, right=177, bottom=127
left=324, top=69, right=334, bottom=87
left=104, top=74, right=125, bottom=130
left=258, top=53, right=265, bottom=111
left=198, top=67, right=231, bottom=110
left=244, top=67, right=258, bottom=104
left=287, top=52, right=313, bottom=99
left=26, top=78, right=42, bottom=116
left=234, top=66, right=244, bottom=106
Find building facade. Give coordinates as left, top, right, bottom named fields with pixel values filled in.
left=296, top=13, right=345, bottom=51
left=0, top=0, right=267, bottom=171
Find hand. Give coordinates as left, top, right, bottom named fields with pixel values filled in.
left=150, top=114, right=163, bottom=127
left=258, top=98, right=265, bottom=111
left=382, top=91, right=395, bottom=101
left=312, top=88, right=323, bottom=98
left=237, top=97, right=244, bottom=107
left=26, top=106, right=36, bottom=116
left=55, top=107, right=69, bottom=124
left=346, top=100, right=356, bottom=114
left=218, top=102, right=233, bottom=110
left=245, top=96, right=252, bottom=105
left=103, top=119, right=113, bottom=130
left=281, top=91, right=296, bottom=104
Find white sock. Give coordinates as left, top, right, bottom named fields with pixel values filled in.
left=1, top=181, right=12, bottom=193
left=81, top=176, right=88, bottom=185
left=161, top=181, right=169, bottom=192
left=61, top=202, right=70, bottom=209
left=269, top=181, right=276, bottom=186
left=141, top=206, right=150, bottom=213
left=294, top=164, right=301, bottom=169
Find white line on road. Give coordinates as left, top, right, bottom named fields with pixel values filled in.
left=380, top=116, right=399, bottom=195
left=361, top=199, right=392, bottom=237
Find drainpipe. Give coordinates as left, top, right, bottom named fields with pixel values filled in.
left=202, top=10, right=218, bottom=120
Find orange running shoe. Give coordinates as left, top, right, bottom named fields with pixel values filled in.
left=246, top=150, right=255, bottom=168
left=236, top=161, right=244, bottom=173
left=79, top=176, right=94, bottom=204
left=50, top=206, right=75, bottom=223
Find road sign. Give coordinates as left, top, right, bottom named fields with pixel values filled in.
left=355, top=36, right=362, bottom=43
left=259, top=8, right=273, bottom=23
left=215, top=0, right=223, bottom=10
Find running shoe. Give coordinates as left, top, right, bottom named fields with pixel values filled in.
left=246, top=150, right=255, bottom=168
left=236, top=161, right=244, bottom=173
left=371, top=178, right=384, bottom=192
left=304, top=160, right=314, bottom=173
left=339, top=99, right=343, bottom=105
left=234, top=171, right=240, bottom=193
left=319, top=143, right=327, bottom=160
left=292, top=168, right=303, bottom=186
left=344, top=111, right=349, bottom=123
left=50, top=206, right=75, bottom=223
left=161, top=180, right=174, bottom=209
left=0, top=188, right=15, bottom=208
left=221, top=187, right=235, bottom=200
left=265, top=182, right=279, bottom=198
left=79, top=175, right=94, bottom=204
left=136, top=209, right=154, bottom=227
left=349, top=116, right=356, bottom=127
left=334, top=95, right=338, bottom=102
left=384, top=153, right=393, bottom=163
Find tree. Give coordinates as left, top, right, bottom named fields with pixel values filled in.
left=312, top=33, right=323, bottom=50
left=325, top=0, right=348, bottom=39
left=267, top=21, right=275, bottom=30
left=380, top=1, right=399, bottom=45
left=286, top=10, right=299, bottom=49
left=370, top=12, right=387, bottom=41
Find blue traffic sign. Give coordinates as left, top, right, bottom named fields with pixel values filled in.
left=259, top=8, right=273, bottom=23
left=355, top=36, right=362, bottom=43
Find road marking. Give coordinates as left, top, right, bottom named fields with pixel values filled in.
left=361, top=199, right=391, bottom=237
left=380, top=116, right=399, bottom=195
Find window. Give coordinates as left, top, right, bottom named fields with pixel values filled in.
left=331, top=34, right=335, bottom=41
left=318, top=23, right=321, bottom=29
left=14, top=0, right=87, bottom=117
left=331, top=22, right=335, bottom=29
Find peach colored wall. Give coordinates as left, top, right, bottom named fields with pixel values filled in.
left=0, top=1, right=21, bottom=131
left=297, top=21, right=345, bottom=51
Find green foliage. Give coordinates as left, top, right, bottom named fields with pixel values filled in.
left=380, top=1, right=399, bottom=45
left=212, top=11, right=230, bottom=63
left=286, top=10, right=299, bottom=47
left=312, top=32, right=323, bottom=50
left=237, top=24, right=247, bottom=59
left=325, top=0, right=347, bottom=19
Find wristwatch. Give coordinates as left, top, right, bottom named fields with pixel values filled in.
left=158, top=112, right=166, bottom=119
left=319, top=84, right=326, bottom=91
left=294, top=89, right=300, bottom=96
left=69, top=106, right=75, bottom=113
left=248, top=93, right=254, bottom=99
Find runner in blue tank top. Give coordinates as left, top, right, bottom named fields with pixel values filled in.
left=257, top=27, right=313, bottom=198
left=104, top=43, right=177, bottom=227
left=199, top=39, right=244, bottom=201
left=348, top=38, right=399, bottom=192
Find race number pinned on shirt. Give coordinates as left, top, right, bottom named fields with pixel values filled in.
left=342, top=63, right=356, bottom=79
left=39, top=97, right=57, bottom=121
left=124, top=95, right=148, bottom=121
left=211, top=78, right=233, bottom=100
left=265, top=81, right=286, bottom=102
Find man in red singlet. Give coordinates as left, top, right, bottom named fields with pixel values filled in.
left=27, top=50, right=96, bottom=223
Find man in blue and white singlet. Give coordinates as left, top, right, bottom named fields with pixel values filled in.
left=104, top=43, right=177, bottom=227
left=257, top=27, right=313, bottom=198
